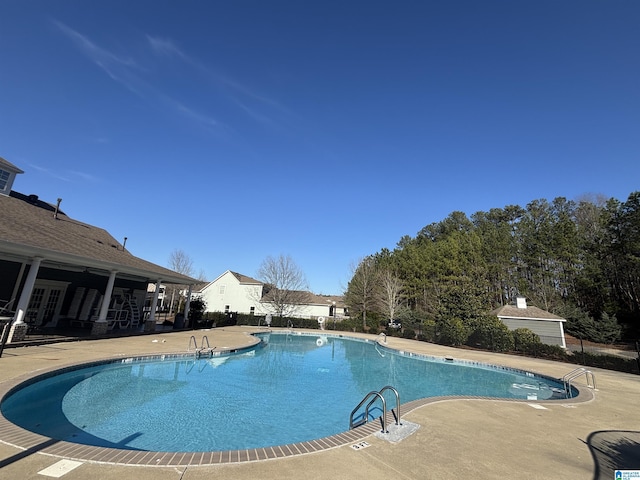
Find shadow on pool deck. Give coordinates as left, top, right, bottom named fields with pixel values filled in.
left=587, top=430, right=640, bottom=480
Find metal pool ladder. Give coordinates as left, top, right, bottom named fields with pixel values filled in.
left=188, top=335, right=215, bottom=358
left=562, top=367, right=597, bottom=398
left=350, top=386, right=401, bottom=434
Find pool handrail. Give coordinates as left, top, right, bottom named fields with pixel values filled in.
left=562, top=367, right=596, bottom=398
left=187, top=335, right=215, bottom=358
left=349, top=385, right=401, bottom=433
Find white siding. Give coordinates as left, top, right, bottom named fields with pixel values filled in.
left=196, top=271, right=262, bottom=315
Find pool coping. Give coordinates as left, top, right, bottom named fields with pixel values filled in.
left=0, top=332, right=595, bottom=467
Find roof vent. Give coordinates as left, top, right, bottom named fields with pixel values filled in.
left=516, top=297, right=527, bottom=309
left=53, top=197, right=62, bottom=219
left=27, top=194, right=39, bottom=203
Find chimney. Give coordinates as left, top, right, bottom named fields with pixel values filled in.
left=516, top=296, right=527, bottom=309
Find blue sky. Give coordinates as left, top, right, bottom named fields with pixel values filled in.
left=1, top=1, right=639, bottom=294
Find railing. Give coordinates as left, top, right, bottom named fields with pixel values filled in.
left=350, top=385, right=401, bottom=434
left=378, top=332, right=387, bottom=344
left=188, top=335, right=215, bottom=358
left=562, top=367, right=597, bottom=398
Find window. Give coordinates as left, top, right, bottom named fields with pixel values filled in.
left=219, top=285, right=226, bottom=295
left=224, top=305, right=230, bottom=313
left=0, top=169, right=10, bottom=192
left=250, top=306, right=255, bottom=315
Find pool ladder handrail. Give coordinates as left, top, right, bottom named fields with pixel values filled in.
left=349, top=385, right=401, bottom=433
left=562, top=367, right=597, bottom=398
left=188, top=335, right=215, bottom=358
left=378, top=332, right=387, bottom=344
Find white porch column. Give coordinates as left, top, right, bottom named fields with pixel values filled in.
left=13, top=257, right=43, bottom=325
left=10, top=262, right=27, bottom=310
left=149, top=280, right=162, bottom=324
left=96, top=271, right=117, bottom=322
left=183, top=285, right=193, bottom=325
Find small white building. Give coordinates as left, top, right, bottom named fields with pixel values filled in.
left=492, top=297, right=567, bottom=348
left=192, top=270, right=347, bottom=320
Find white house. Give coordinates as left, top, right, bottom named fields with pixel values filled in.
left=492, top=296, right=567, bottom=348
left=193, top=270, right=264, bottom=316
left=192, top=270, right=347, bottom=320
left=299, top=292, right=347, bottom=320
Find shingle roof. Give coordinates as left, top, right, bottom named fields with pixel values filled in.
left=303, top=292, right=345, bottom=307
left=230, top=271, right=263, bottom=285
left=492, top=304, right=565, bottom=321
left=260, top=289, right=344, bottom=307
left=0, top=191, right=197, bottom=284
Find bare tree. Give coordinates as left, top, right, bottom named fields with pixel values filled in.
left=378, top=268, right=405, bottom=322
left=168, top=249, right=195, bottom=277
left=257, top=254, right=309, bottom=319
left=344, top=256, right=379, bottom=331
left=167, top=249, right=195, bottom=314
left=196, top=269, right=208, bottom=282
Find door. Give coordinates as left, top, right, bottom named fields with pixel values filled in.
left=25, top=281, right=69, bottom=327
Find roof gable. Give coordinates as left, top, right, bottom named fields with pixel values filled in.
left=0, top=156, right=24, bottom=174
left=194, top=270, right=263, bottom=293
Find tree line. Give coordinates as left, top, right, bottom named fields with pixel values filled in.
left=345, top=191, right=640, bottom=344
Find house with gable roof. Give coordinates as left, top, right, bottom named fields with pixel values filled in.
left=492, top=296, right=567, bottom=348
left=0, top=156, right=198, bottom=344
left=192, top=269, right=347, bottom=321
left=193, top=270, right=264, bottom=316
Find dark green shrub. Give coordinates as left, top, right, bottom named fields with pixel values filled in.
left=512, top=328, right=541, bottom=354
left=188, top=298, right=207, bottom=327
left=467, top=316, right=514, bottom=352
left=568, top=351, right=639, bottom=374
left=419, top=319, right=437, bottom=342
left=402, top=328, right=416, bottom=339
left=534, top=343, right=568, bottom=360
left=437, top=318, right=470, bottom=346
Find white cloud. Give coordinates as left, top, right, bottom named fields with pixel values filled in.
left=53, top=21, right=292, bottom=134
left=29, top=164, right=70, bottom=182
left=146, top=35, right=187, bottom=60
left=69, top=171, right=99, bottom=182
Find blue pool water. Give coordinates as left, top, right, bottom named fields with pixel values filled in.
left=1, top=333, right=569, bottom=452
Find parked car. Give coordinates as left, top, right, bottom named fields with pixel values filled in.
left=388, top=320, right=402, bottom=330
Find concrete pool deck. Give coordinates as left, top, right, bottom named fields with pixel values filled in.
left=0, top=327, right=638, bottom=479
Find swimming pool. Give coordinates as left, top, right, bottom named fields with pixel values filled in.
left=1, top=332, right=572, bottom=454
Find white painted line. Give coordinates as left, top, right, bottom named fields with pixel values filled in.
left=38, top=459, right=83, bottom=478
left=527, top=403, right=548, bottom=410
